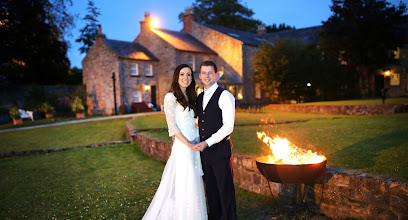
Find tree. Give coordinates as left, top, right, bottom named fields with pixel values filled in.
left=0, top=0, right=75, bottom=85
left=76, top=0, right=100, bottom=54
left=266, top=23, right=295, bottom=33
left=251, top=38, right=354, bottom=102
left=320, top=0, right=407, bottom=97
left=179, top=0, right=262, bottom=32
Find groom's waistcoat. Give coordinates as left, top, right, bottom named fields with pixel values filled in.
left=196, top=86, right=226, bottom=142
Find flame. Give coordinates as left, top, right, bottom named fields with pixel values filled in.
left=257, top=131, right=326, bottom=165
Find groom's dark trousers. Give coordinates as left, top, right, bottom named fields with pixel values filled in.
left=197, top=87, right=237, bottom=220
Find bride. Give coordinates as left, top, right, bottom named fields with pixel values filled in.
left=142, top=64, right=208, bottom=220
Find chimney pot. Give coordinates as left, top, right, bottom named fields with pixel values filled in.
left=96, top=24, right=105, bottom=38
left=257, top=25, right=266, bottom=35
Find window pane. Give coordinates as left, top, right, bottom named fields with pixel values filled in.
left=188, top=55, right=195, bottom=71
left=391, top=73, right=400, bottom=86
left=131, top=64, right=138, bottom=76
left=145, top=64, right=153, bottom=76
left=255, top=83, right=261, bottom=99
left=133, top=90, right=142, bottom=102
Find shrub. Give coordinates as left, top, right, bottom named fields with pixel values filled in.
left=72, top=97, right=85, bottom=113
left=9, top=107, right=21, bottom=119
left=39, top=102, right=54, bottom=113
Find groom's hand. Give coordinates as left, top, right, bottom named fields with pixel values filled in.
left=196, top=141, right=208, bottom=152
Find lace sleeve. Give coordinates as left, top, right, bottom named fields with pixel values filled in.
left=164, top=93, right=181, bottom=137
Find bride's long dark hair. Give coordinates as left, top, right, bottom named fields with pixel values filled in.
left=169, top=64, right=197, bottom=116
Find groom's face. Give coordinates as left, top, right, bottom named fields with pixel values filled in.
left=199, top=65, right=218, bottom=89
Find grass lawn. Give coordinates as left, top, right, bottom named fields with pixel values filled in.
left=132, top=112, right=408, bottom=183
left=0, top=115, right=107, bottom=131
left=0, top=144, right=275, bottom=219
left=298, top=97, right=408, bottom=105
left=0, top=118, right=129, bottom=152
left=130, top=111, right=342, bottom=129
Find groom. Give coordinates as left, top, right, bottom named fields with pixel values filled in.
left=194, top=61, right=237, bottom=220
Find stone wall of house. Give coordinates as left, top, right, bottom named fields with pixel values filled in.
left=267, top=104, right=408, bottom=114
left=136, top=29, right=178, bottom=108
left=126, top=124, right=408, bottom=219
left=83, top=37, right=120, bottom=115
left=119, top=59, right=159, bottom=112
left=242, top=45, right=259, bottom=104
left=191, top=22, right=243, bottom=80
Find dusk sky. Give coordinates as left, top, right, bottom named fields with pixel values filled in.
left=66, top=0, right=405, bottom=68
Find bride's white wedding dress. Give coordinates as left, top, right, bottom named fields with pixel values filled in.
left=142, top=93, right=208, bottom=220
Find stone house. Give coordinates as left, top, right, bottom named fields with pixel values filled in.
left=82, top=27, right=159, bottom=115
left=82, top=9, right=407, bottom=115
left=83, top=9, right=322, bottom=115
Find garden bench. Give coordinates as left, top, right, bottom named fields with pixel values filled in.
left=19, top=109, right=34, bottom=121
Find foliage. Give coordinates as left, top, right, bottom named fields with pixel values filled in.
left=66, top=67, right=83, bottom=84
left=179, top=0, right=262, bottom=32
left=251, top=38, right=354, bottom=102
left=39, top=102, right=54, bottom=113
left=0, top=0, right=75, bottom=85
left=72, top=96, right=85, bottom=113
left=8, top=107, right=21, bottom=119
left=320, top=0, right=408, bottom=96
left=265, top=23, right=294, bottom=33
left=75, top=0, right=100, bottom=54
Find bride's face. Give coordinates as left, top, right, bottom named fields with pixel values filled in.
left=178, top=67, right=192, bottom=89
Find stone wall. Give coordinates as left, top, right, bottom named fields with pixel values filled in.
left=126, top=123, right=408, bottom=219
left=191, top=21, right=243, bottom=79
left=119, top=59, right=159, bottom=112
left=242, top=45, right=259, bottom=104
left=83, top=37, right=120, bottom=115
left=267, top=104, right=408, bottom=115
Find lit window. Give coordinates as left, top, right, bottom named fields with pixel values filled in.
left=237, top=86, right=243, bottom=100
left=391, top=73, right=400, bottom=86
left=133, top=90, right=142, bottom=102
left=255, top=83, right=261, bottom=99
left=145, top=64, right=153, bottom=76
left=188, top=55, right=195, bottom=71
left=130, top=63, right=139, bottom=76
left=394, top=48, right=400, bottom=59
left=228, top=85, right=236, bottom=96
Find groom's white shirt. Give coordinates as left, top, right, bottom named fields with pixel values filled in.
left=202, top=83, right=235, bottom=147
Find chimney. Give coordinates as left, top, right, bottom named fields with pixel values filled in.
left=95, top=24, right=105, bottom=54
left=96, top=24, right=106, bottom=39
left=182, top=8, right=194, bottom=33
left=140, top=12, right=151, bottom=33
left=257, top=24, right=266, bottom=35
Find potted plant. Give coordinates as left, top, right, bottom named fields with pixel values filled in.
left=72, top=97, right=85, bottom=118
left=39, top=102, right=54, bottom=118
left=9, top=107, right=22, bottom=125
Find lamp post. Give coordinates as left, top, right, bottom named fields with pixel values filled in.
left=112, top=72, right=118, bottom=115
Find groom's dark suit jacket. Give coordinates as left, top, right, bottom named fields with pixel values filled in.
left=196, top=87, right=232, bottom=160
left=196, top=86, right=237, bottom=220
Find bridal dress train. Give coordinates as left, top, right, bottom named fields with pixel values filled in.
left=142, top=93, right=208, bottom=220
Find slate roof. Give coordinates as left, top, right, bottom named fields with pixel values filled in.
left=103, top=39, right=159, bottom=61
left=151, top=28, right=217, bottom=54
left=201, top=23, right=321, bottom=46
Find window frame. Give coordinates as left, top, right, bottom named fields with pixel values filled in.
left=133, top=90, right=142, bottom=102
left=145, top=64, right=153, bottom=77
left=188, top=55, right=195, bottom=71
left=130, top=63, right=139, bottom=76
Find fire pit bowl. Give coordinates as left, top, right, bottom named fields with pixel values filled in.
left=256, top=156, right=327, bottom=184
